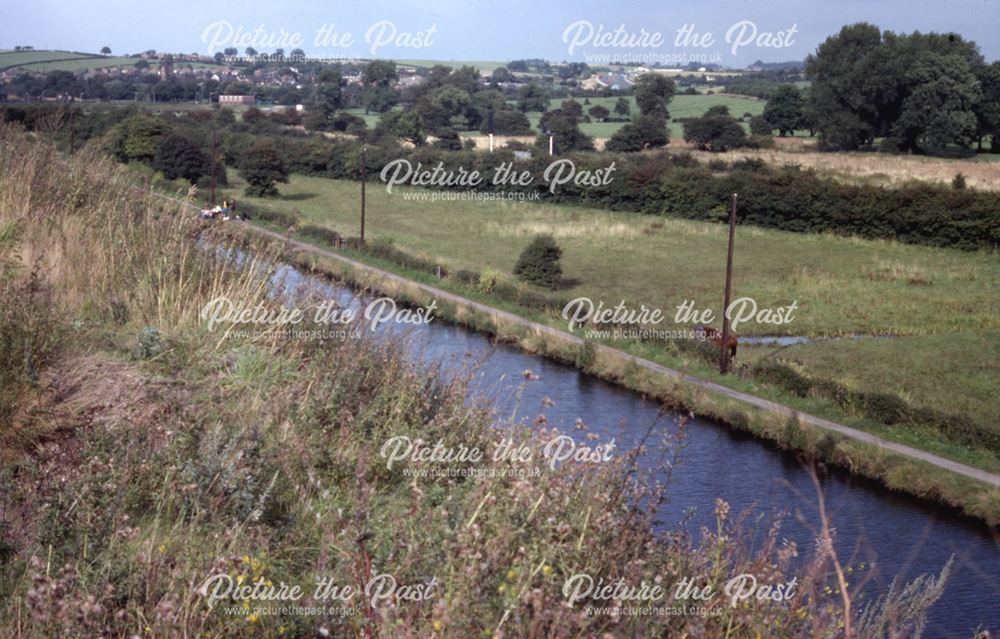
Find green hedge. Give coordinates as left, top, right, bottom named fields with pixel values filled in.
left=749, top=360, right=1000, bottom=455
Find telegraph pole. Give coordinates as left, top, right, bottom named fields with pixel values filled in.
left=360, top=145, right=367, bottom=243
left=720, top=193, right=738, bottom=374
left=209, top=128, right=218, bottom=205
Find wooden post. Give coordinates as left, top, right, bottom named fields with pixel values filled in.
left=209, top=128, right=217, bottom=205
left=360, top=145, right=367, bottom=243
left=720, top=193, right=738, bottom=374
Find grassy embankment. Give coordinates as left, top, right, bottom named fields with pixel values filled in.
left=2, top=118, right=953, bottom=637
left=226, top=174, right=1000, bottom=522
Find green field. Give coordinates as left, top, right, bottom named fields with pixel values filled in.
left=348, top=93, right=767, bottom=140
left=348, top=93, right=766, bottom=139
left=0, top=49, right=223, bottom=73
left=225, top=174, right=1000, bottom=459
left=534, top=93, right=765, bottom=138
left=395, top=59, right=509, bottom=73
left=0, top=49, right=97, bottom=70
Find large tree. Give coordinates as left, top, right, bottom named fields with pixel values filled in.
left=974, top=61, right=1000, bottom=151
left=537, top=109, right=593, bottom=153
left=106, top=113, right=169, bottom=163
left=517, top=84, right=549, bottom=112
left=152, top=134, right=209, bottom=183
left=804, top=22, right=884, bottom=150
left=375, top=110, right=425, bottom=145
left=414, top=85, right=471, bottom=131
left=633, top=73, right=675, bottom=119
left=888, top=51, right=981, bottom=152
left=806, top=23, right=985, bottom=152
left=762, top=85, right=804, bottom=136
left=606, top=114, right=669, bottom=152
left=361, top=60, right=398, bottom=114
left=613, top=97, right=631, bottom=119
left=683, top=107, right=748, bottom=152
left=480, top=109, right=531, bottom=135
left=314, top=68, right=343, bottom=123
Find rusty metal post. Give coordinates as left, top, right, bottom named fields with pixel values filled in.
left=720, top=193, right=738, bottom=374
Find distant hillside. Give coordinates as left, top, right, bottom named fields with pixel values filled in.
left=748, top=59, right=805, bottom=71
left=0, top=49, right=224, bottom=73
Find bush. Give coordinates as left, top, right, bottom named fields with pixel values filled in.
left=481, top=109, right=532, bottom=136
left=252, top=207, right=298, bottom=228
left=513, top=234, right=563, bottom=289
left=605, top=114, right=669, bottom=152
left=683, top=112, right=749, bottom=152
left=433, top=130, right=463, bottom=151
left=478, top=268, right=502, bottom=293
left=749, top=115, right=773, bottom=136
left=298, top=225, right=342, bottom=246
left=751, top=360, right=812, bottom=397
left=452, top=269, right=480, bottom=286
left=240, top=141, right=288, bottom=197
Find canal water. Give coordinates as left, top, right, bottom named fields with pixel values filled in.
left=263, top=257, right=999, bottom=636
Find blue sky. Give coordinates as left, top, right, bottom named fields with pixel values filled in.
left=1, top=0, right=997, bottom=65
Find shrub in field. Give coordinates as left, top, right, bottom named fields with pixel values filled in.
left=240, top=141, right=289, bottom=197
left=477, top=267, right=501, bottom=294
left=298, top=224, right=342, bottom=247
left=683, top=107, right=750, bottom=152
left=513, top=234, right=563, bottom=289
left=749, top=114, right=774, bottom=136
left=605, top=114, right=670, bottom=152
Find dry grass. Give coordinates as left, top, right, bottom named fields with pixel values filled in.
left=669, top=140, right=1000, bottom=190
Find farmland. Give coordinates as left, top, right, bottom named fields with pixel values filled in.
left=227, top=173, right=1000, bottom=473
left=0, top=49, right=148, bottom=72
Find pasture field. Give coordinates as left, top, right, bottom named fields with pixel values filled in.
left=15, top=56, right=153, bottom=72
left=0, top=49, right=96, bottom=70
left=395, top=58, right=509, bottom=73
left=226, top=173, right=1000, bottom=469
left=0, top=48, right=224, bottom=73
left=535, top=93, right=765, bottom=138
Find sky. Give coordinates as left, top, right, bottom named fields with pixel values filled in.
left=1, top=0, right=998, bottom=66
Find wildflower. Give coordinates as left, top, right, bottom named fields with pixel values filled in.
left=432, top=620, right=443, bottom=632
left=714, top=498, right=730, bottom=521
left=542, top=565, right=553, bottom=577
left=247, top=612, right=259, bottom=624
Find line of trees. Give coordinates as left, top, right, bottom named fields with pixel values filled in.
left=769, top=23, right=1000, bottom=153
